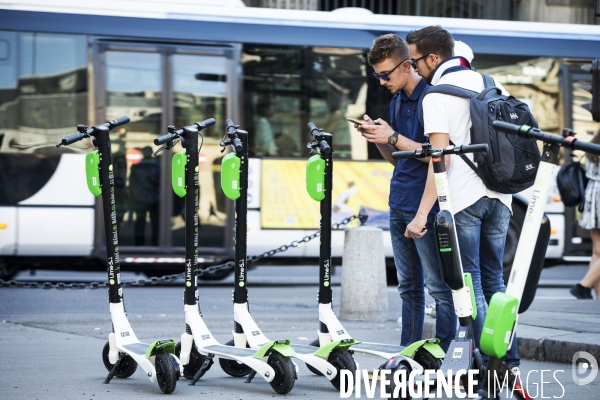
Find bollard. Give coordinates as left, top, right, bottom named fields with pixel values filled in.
left=340, top=224, right=389, bottom=321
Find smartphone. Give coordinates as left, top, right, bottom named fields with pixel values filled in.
left=347, top=117, right=380, bottom=125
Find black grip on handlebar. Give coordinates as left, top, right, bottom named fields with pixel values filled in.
left=391, top=150, right=418, bottom=160
left=460, top=144, right=488, bottom=154
left=154, top=133, right=177, bottom=145
left=60, top=132, right=87, bottom=146
left=226, top=118, right=236, bottom=134
left=492, top=121, right=527, bottom=135
left=108, top=116, right=130, bottom=129
left=307, top=122, right=319, bottom=136
left=232, top=137, right=243, bottom=153
left=573, top=140, right=600, bottom=155
left=319, top=141, right=331, bottom=156
left=196, top=118, right=215, bottom=130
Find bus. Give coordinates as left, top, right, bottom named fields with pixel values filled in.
left=1, top=1, right=599, bottom=281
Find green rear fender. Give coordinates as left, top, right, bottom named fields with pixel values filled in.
left=145, top=339, right=176, bottom=359
left=253, top=339, right=296, bottom=359
left=399, top=338, right=445, bottom=359
left=313, top=338, right=359, bottom=358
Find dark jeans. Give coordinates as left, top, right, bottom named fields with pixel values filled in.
left=454, top=197, right=520, bottom=368
left=390, top=209, right=456, bottom=352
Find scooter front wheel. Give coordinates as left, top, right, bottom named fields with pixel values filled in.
left=175, top=341, right=208, bottom=379
left=102, top=341, right=138, bottom=378
left=384, top=363, right=412, bottom=400
left=305, top=338, right=324, bottom=376
left=328, top=349, right=357, bottom=391
left=155, top=349, right=178, bottom=394
left=414, top=348, right=442, bottom=370
left=267, top=352, right=295, bottom=395
left=218, top=339, right=252, bottom=377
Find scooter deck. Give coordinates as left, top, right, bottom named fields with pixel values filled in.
left=203, top=344, right=257, bottom=358
left=122, top=342, right=152, bottom=356
left=351, top=342, right=404, bottom=358
left=290, top=343, right=324, bottom=355
left=438, top=339, right=474, bottom=372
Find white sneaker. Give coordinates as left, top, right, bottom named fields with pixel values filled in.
left=397, top=316, right=402, bottom=328
left=425, top=302, right=436, bottom=318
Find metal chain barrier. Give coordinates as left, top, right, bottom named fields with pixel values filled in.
left=0, top=215, right=358, bottom=290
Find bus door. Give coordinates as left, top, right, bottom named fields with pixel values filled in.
left=92, top=40, right=239, bottom=267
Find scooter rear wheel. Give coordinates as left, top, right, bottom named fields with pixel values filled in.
left=414, top=348, right=442, bottom=370
left=101, top=341, right=138, bottom=378
left=175, top=341, right=208, bottom=379
left=328, top=349, right=357, bottom=391
left=218, top=339, right=252, bottom=377
left=267, top=352, right=295, bottom=395
left=155, top=349, right=178, bottom=394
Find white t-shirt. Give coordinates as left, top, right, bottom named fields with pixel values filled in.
left=423, top=62, right=512, bottom=214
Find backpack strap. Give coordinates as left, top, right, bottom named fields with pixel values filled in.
left=417, top=84, right=477, bottom=126
left=448, top=140, right=487, bottom=183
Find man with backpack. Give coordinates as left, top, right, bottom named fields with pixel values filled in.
left=404, top=25, right=523, bottom=379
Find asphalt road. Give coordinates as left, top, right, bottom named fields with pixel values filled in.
left=1, top=263, right=598, bottom=399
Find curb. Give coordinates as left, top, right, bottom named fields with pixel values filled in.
left=423, top=320, right=600, bottom=365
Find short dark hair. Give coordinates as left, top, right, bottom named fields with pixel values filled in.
left=367, top=34, right=409, bottom=66
left=406, top=25, right=454, bottom=61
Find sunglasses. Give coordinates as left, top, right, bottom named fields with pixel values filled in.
left=410, top=54, right=429, bottom=70
left=372, top=58, right=409, bottom=81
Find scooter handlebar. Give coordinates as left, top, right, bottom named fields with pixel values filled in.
left=154, top=132, right=179, bottom=145
left=226, top=118, right=237, bottom=134
left=493, top=120, right=600, bottom=156
left=107, top=115, right=130, bottom=129
left=457, top=143, right=489, bottom=154
left=59, top=132, right=87, bottom=147
left=307, top=122, right=319, bottom=136
left=319, top=141, right=332, bottom=156
left=195, top=118, right=215, bottom=131
left=391, top=150, right=419, bottom=160
left=232, top=137, right=243, bottom=153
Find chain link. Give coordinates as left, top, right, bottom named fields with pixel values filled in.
left=0, top=215, right=358, bottom=290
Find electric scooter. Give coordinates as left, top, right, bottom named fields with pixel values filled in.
left=305, top=123, right=445, bottom=383
left=217, top=119, right=353, bottom=390
left=389, top=142, right=490, bottom=398
left=57, top=117, right=181, bottom=394
left=474, top=121, right=600, bottom=400
left=153, top=119, right=297, bottom=395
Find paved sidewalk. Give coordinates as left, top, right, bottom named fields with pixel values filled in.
left=421, top=265, right=600, bottom=365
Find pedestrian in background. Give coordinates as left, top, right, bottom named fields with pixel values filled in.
left=571, top=130, right=600, bottom=299
left=357, top=33, right=456, bottom=352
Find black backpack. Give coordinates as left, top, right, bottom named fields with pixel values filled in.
left=418, top=73, right=541, bottom=194
left=556, top=158, right=588, bottom=212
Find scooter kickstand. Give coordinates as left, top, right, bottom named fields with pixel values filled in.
left=244, top=369, right=257, bottom=383
left=103, top=357, right=125, bottom=384
left=189, top=356, right=214, bottom=385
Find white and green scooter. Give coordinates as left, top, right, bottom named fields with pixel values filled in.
left=218, top=119, right=356, bottom=390
left=305, top=122, right=445, bottom=386
left=154, top=119, right=297, bottom=395
left=57, top=117, right=181, bottom=394
left=475, top=121, right=600, bottom=400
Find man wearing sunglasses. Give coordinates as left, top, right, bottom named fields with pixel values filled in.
left=404, top=25, right=522, bottom=381
left=354, top=33, right=456, bottom=353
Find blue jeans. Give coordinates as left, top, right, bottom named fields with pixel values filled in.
left=454, top=197, right=520, bottom=368
left=390, top=209, right=456, bottom=352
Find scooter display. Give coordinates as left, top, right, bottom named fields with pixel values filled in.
left=305, top=123, right=445, bottom=384
left=389, top=142, right=490, bottom=398
left=154, top=119, right=297, bottom=395
left=57, top=117, right=181, bottom=394
left=218, top=119, right=353, bottom=390
left=474, top=121, right=600, bottom=400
